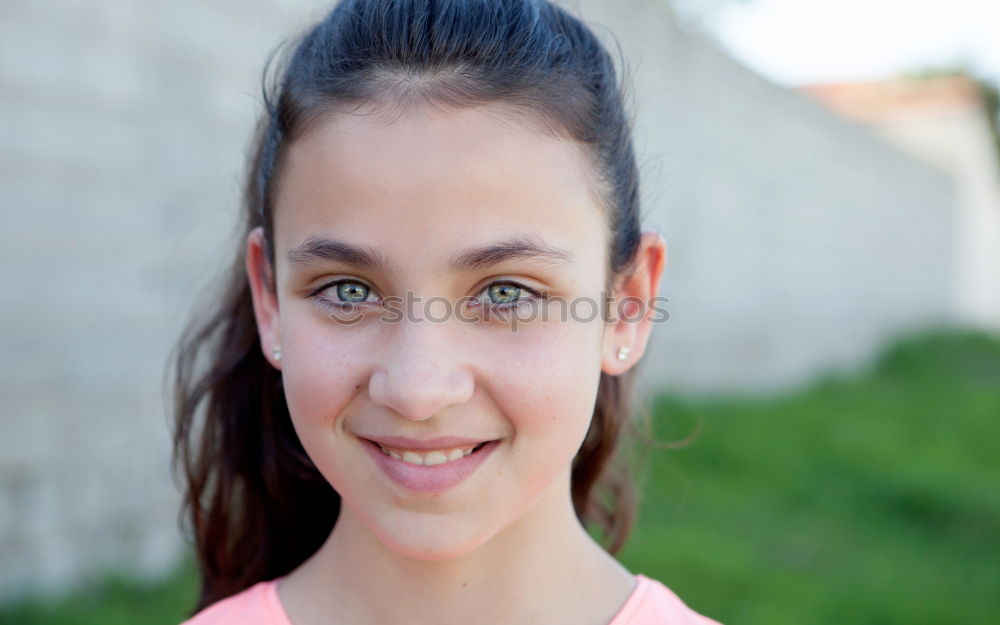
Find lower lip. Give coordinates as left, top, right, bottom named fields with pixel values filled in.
left=360, top=438, right=500, bottom=494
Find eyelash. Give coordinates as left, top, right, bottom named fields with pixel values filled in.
left=308, top=279, right=379, bottom=313
left=306, top=278, right=546, bottom=315
left=472, top=280, right=547, bottom=311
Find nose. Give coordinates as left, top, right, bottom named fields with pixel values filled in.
left=368, top=317, right=475, bottom=421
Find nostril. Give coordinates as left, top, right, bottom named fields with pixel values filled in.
left=367, top=366, right=475, bottom=422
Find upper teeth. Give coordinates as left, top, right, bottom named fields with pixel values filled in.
left=376, top=443, right=480, bottom=466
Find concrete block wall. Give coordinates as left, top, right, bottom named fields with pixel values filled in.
left=569, top=0, right=956, bottom=393
left=0, top=0, right=331, bottom=598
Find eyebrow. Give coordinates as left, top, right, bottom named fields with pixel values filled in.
left=285, top=234, right=572, bottom=273
left=448, top=235, right=573, bottom=271
left=287, top=236, right=395, bottom=272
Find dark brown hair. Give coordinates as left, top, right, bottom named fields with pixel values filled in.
left=171, top=0, right=654, bottom=613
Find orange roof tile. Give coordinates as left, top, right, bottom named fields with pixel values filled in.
left=798, top=75, right=984, bottom=121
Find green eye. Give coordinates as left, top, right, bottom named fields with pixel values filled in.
left=486, top=283, right=522, bottom=306
left=336, top=281, right=370, bottom=303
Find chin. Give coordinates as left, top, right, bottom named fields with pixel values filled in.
left=373, top=517, right=494, bottom=562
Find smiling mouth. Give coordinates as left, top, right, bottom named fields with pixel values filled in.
left=367, top=439, right=492, bottom=466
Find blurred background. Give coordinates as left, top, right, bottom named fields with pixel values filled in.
left=1, top=0, right=997, bottom=623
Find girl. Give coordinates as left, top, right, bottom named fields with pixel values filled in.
left=172, top=0, right=720, bottom=623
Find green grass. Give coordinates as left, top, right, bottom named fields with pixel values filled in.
left=617, top=327, right=1000, bottom=624
left=0, top=560, right=198, bottom=625
left=2, top=327, right=997, bottom=624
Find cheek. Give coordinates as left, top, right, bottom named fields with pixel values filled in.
left=484, top=314, right=605, bottom=454
left=280, top=315, right=367, bottom=431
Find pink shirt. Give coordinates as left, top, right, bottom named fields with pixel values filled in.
left=181, top=574, right=722, bottom=624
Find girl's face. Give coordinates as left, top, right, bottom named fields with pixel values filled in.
left=246, top=102, right=645, bottom=560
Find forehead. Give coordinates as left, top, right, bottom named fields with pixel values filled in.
left=272, top=103, right=607, bottom=271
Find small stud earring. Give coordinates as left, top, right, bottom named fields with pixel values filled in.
left=616, top=346, right=630, bottom=361
left=272, top=344, right=282, bottom=362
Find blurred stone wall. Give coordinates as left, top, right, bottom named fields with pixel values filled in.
left=0, top=0, right=332, bottom=598
left=0, top=0, right=956, bottom=598
left=568, top=0, right=956, bottom=393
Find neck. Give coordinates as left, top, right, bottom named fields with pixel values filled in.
left=280, top=469, right=635, bottom=625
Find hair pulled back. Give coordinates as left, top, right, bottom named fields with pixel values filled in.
left=171, top=0, right=646, bottom=612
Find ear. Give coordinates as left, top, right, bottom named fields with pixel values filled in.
left=246, top=226, right=283, bottom=370
left=601, top=231, right=667, bottom=375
